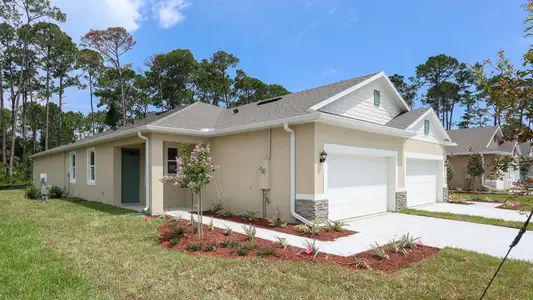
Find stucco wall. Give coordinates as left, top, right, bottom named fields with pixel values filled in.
left=33, top=136, right=148, bottom=206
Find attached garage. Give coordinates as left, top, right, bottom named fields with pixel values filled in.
left=404, top=154, right=444, bottom=207
left=324, top=144, right=398, bottom=221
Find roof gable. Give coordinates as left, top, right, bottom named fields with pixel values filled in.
left=446, top=126, right=503, bottom=154
left=403, top=108, right=452, bottom=144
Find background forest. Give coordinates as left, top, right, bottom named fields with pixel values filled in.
left=0, top=0, right=532, bottom=185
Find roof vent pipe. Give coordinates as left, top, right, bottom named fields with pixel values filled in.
left=283, top=123, right=312, bottom=225
left=137, top=131, right=150, bottom=213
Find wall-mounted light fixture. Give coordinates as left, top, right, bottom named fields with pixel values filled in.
left=319, top=150, right=328, bottom=163
left=258, top=166, right=266, bottom=173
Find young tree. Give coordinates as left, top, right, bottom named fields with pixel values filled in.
left=50, top=30, right=79, bottom=146
left=77, top=49, right=103, bottom=134
left=465, top=154, right=485, bottom=190
left=81, top=27, right=136, bottom=126
left=160, top=143, right=218, bottom=239
left=389, top=74, right=418, bottom=107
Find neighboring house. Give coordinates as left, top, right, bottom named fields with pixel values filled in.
left=519, top=142, right=533, bottom=180
left=447, top=126, right=522, bottom=191
left=31, top=72, right=454, bottom=222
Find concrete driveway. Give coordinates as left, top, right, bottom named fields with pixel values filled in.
left=411, top=202, right=530, bottom=222
left=344, top=213, right=533, bottom=262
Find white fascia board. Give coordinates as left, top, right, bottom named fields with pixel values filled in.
left=485, top=126, right=503, bottom=148
left=308, top=72, right=385, bottom=111
left=317, top=113, right=415, bottom=138
left=381, top=72, right=412, bottom=111
left=405, top=152, right=445, bottom=161
left=406, top=108, right=453, bottom=142
left=409, top=136, right=457, bottom=146
left=447, top=151, right=513, bottom=156
left=324, top=143, right=399, bottom=158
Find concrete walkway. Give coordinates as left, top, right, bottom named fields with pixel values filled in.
left=164, top=210, right=533, bottom=262
left=412, top=202, right=530, bottom=222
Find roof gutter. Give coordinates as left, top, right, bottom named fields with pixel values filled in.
left=447, top=151, right=515, bottom=156
left=317, top=113, right=416, bottom=138
left=137, top=132, right=151, bottom=213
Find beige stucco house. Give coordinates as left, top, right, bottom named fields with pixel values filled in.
left=447, top=126, right=522, bottom=191
left=31, top=72, right=454, bottom=222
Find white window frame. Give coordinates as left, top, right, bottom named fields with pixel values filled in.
left=87, top=148, right=96, bottom=185
left=69, top=151, right=76, bottom=184
left=165, top=146, right=180, bottom=175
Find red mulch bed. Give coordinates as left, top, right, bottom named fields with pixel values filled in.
left=201, top=212, right=356, bottom=242
left=158, top=218, right=439, bottom=274
left=496, top=204, right=521, bottom=211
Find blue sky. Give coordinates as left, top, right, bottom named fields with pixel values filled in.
left=56, top=0, right=529, bottom=114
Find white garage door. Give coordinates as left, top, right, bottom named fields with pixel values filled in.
left=327, top=154, right=388, bottom=220
left=406, top=158, right=438, bottom=207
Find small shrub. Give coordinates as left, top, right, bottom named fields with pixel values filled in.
left=219, top=209, right=234, bottom=217
left=219, top=241, right=239, bottom=248
left=327, top=220, right=347, bottom=232
left=277, top=237, right=289, bottom=250
left=242, top=225, right=257, bottom=241
left=48, top=186, right=63, bottom=199
left=243, top=209, right=259, bottom=222
left=370, top=242, right=389, bottom=260
left=186, top=243, right=202, bottom=252
left=232, top=247, right=250, bottom=256
left=24, top=186, right=40, bottom=200
left=268, top=216, right=288, bottom=228
left=389, top=239, right=409, bottom=255
left=240, top=242, right=260, bottom=251
left=256, top=247, right=277, bottom=257
left=400, top=233, right=420, bottom=249
left=209, top=202, right=225, bottom=215
left=501, top=201, right=520, bottom=209
left=203, top=242, right=218, bottom=252
left=295, top=224, right=311, bottom=234
left=223, top=225, right=233, bottom=236
left=352, top=257, right=372, bottom=270
left=300, top=240, right=320, bottom=259
left=169, top=236, right=180, bottom=247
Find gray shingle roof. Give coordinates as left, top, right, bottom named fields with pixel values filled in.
left=446, top=126, right=501, bottom=154
left=519, top=142, right=532, bottom=156
left=498, top=141, right=517, bottom=154
left=32, top=72, right=382, bottom=157
left=211, top=73, right=379, bottom=129
left=385, top=107, right=431, bottom=130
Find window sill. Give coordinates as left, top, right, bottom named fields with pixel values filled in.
left=70, top=180, right=76, bottom=184
left=87, top=180, right=96, bottom=186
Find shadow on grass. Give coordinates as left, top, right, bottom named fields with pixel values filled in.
left=59, top=198, right=137, bottom=215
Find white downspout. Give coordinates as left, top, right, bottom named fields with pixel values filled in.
left=138, top=132, right=150, bottom=212
left=283, top=123, right=311, bottom=225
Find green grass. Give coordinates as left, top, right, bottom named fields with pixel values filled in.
left=401, top=208, right=533, bottom=231
left=456, top=192, right=533, bottom=210
left=2, top=190, right=533, bottom=299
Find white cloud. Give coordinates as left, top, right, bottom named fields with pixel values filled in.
left=304, top=0, right=317, bottom=9
left=153, top=0, right=191, bottom=29
left=50, top=0, right=189, bottom=39
left=321, top=68, right=339, bottom=76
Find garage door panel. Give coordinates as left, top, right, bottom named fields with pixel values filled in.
left=327, top=154, right=388, bottom=220
left=406, top=158, right=438, bottom=207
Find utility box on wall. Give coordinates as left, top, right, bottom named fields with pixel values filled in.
left=258, top=160, right=270, bottom=190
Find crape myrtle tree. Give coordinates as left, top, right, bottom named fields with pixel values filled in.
left=160, top=143, right=218, bottom=239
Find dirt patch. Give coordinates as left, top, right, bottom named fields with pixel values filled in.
left=158, top=219, right=439, bottom=274
left=201, top=211, right=356, bottom=242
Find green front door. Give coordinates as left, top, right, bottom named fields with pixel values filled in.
left=122, top=148, right=140, bottom=204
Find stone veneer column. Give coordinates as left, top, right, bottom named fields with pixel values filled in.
left=443, top=187, right=449, bottom=203
left=395, top=191, right=407, bottom=211
left=295, top=199, right=329, bottom=223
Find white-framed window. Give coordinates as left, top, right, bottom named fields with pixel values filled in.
left=373, top=89, right=380, bottom=106
left=167, top=147, right=179, bottom=175
left=424, top=119, right=430, bottom=135
left=69, top=151, right=76, bottom=183
left=87, top=148, right=96, bottom=185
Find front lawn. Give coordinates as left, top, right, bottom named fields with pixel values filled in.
left=456, top=192, right=533, bottom=210
left=2, top=190, right=533, bottom=299
left=401, top=208, right=533, bottom=231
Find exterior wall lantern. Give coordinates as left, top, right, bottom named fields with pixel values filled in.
left=319, top=150, right=328, bottom=163
left=258, top=166, right=266, bottom=173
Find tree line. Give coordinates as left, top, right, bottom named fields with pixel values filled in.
left=1, top=0, right=533, bottom=185
left=0, top=0, right=290, bottom=184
